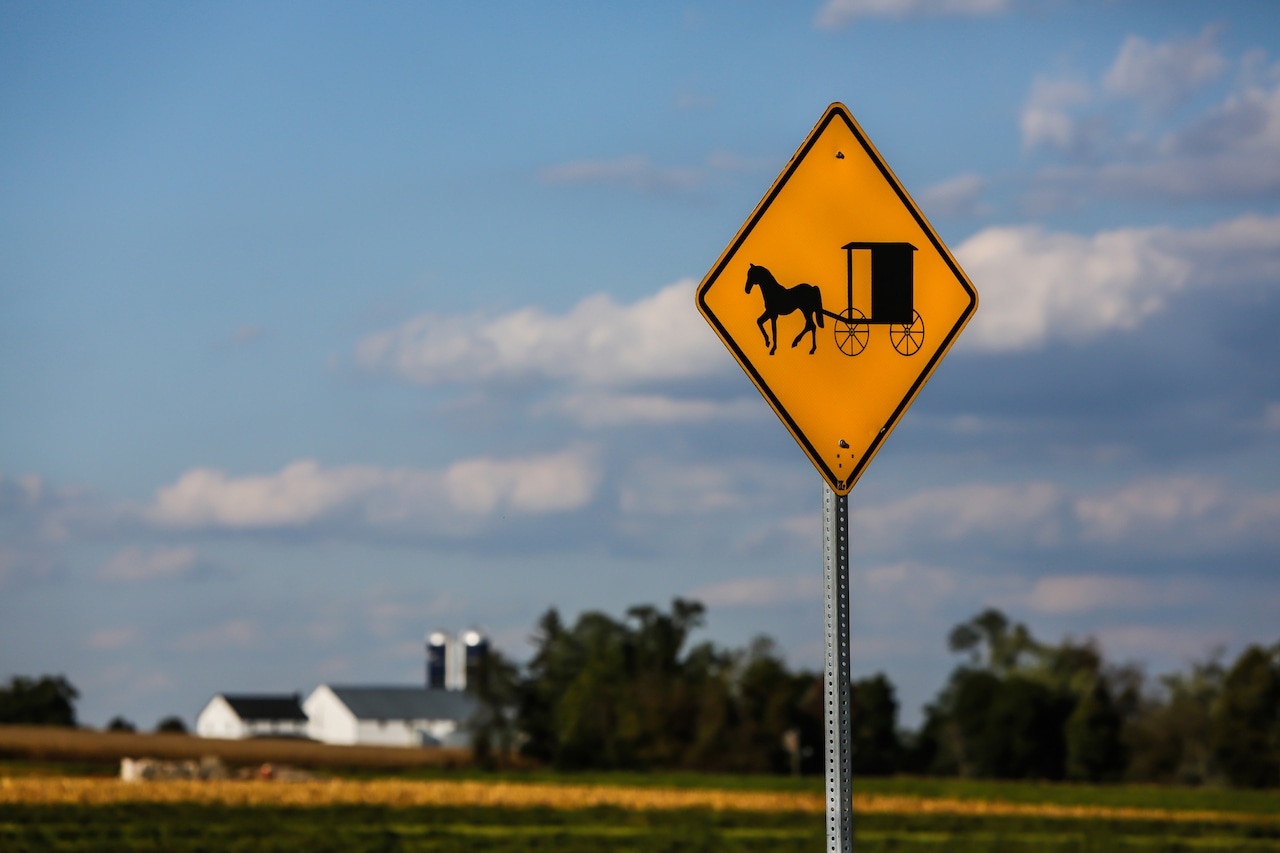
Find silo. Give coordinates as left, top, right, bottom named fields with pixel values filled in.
left=461, top=629, right=489, bottom=692
left=426, top=631, right=449, bottom=689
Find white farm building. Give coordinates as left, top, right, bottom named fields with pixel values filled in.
left=195, top=694, right=309, bottom=740
left=304, top=685, right=476, bottom=748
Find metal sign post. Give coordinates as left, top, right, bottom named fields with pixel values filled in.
left=694, top=103, right=980, bottom=853
left=823, top=483, right=853, bottom=851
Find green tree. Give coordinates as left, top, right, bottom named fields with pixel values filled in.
left=1065, top=678, right=1125, bottom=782
left=156, top=716, right=188, bottom=734
left=516, top=608, right=570, bottom=764
left=935, top=668, right=1070, bottom=780
left=926, top=610, right=1108, bottom=781
left=948, top=609, right=1043, bottom=676
left=1124, top=655, right=1224, bottom=784
left=849, top=673, right=901, bottom=775
left=514, top=599, right=830, bottom=774
left=1212, top=643, right=1280, bottom=788
left=0, top=675, right=78, bottom=726
left=728, top=636, right=815, bottom=774
left=552, top=610, right=635, bottom=769
left=468, top=648, right=521, bottom=768
left=106, top=716, right=136, bottom=732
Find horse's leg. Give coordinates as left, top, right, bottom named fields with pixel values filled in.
left=756, top=311, right=772, bottom=349
left=791, top=313, right=818, bottom=353
left=769, top=317, right=780, bottom=354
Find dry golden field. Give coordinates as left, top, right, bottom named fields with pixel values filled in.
left=0, top=724, right=474, bottom=770
left=2, top=776, right=1275, bottom=825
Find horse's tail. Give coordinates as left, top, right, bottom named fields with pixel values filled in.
left=814, top=286, right=824, bottom=328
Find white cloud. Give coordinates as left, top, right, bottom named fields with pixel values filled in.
left=853, top=481, right=1063, bottom=549
left=1103, top=28, right=1225, bottom=114
left=734, top=512, right=821, bottom=556
left=956, top=213, right=1280, bottom=352
left=0, top=472, right=100, bottom=544
left=957, top=222, right=1189, bottom=350
left=539, top=156, right=703, bottom=193
left=1026, top=39, right=1280, bottom=201
left=0, top=472, right=117, bottom=588
left=861, top=562, right=959, bottom=612
left=1071, top=74, right=1280, bottom=199
left=98, top=546, right=198, bottom=582
left=846, top=474, right=1280, bottom=554
left=618, top=458, right=808, bottom=520
left=1023, top=574, right=1205, bottom=614
left=1074, top=476, right=1280, bottom=545
left=357, top=280, right=726, bottom=390
left=1092, top=625, right=1228, bottom=660
left=816, top=0, right=1010, bottom=29
left=148, top=460, right=388, bottom=529
left=1020, top=76, right=1093, bottom=152
left=86, top=627, right=139, bottom=651
left=146, top=449, right=601, bottom=534
left=1075, top=477, right=1223, bottom=542
left=917, top=173, right=990, bottom=219
left=445, top=451, right=599, bottom=515
left=619, top=463, right=751, bottom=516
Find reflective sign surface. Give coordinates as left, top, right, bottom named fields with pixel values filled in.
left=697, top=103, right=978, bottom=495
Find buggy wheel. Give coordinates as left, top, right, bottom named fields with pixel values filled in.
left=834, top=308, right=869, bottom=356
left=890, top=310, right=925, bottom=356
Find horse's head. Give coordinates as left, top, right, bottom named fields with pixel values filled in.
left=745, top=263, right=765, bottom=293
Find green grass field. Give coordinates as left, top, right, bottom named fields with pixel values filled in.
left=4, top=802, right=1279, bottom=852
left=2, top=761, right=1277, bottom=852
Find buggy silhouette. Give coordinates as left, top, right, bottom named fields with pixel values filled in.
left=827, top=242, right=924, bottom=357
left=744, top=242, right=924, bottom=357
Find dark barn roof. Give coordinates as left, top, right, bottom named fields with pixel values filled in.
left=325, top=686, right=475, bottom=722
left=221, top=694, right=307, bottom=722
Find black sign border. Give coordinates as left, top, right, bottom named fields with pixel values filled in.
left=696, top=103, right=979, bottom=495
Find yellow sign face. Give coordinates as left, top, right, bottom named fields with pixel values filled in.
left=697, top=103, right=978, bottom=495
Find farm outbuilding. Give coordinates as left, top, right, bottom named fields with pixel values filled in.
left=195, top=693, right=308, bottom=740
left=303, top=685, right=476, bottom=747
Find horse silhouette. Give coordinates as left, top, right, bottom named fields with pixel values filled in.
left=745, top=263, right=824, bottom=355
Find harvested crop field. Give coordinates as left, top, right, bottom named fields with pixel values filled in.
left=3, top=775, right=1279, bottom=852
left=0, top=725, right=471, bottom=770
left=2, top=776, right=1277, bottom=825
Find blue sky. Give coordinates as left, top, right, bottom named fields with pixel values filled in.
left=2, top=1, right=1279, bottom=729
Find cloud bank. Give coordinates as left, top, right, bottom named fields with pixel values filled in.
left=957, top=214, right=1280, bottom=351
left=145, top=449, right=601, bottom=537
left=357, top=280, right=725, bottom=389
left=1023, top=34, right=1280, bottom=202
left=1103, top=28, right=1226, bottom=114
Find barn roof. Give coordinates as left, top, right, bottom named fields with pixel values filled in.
left=324, top=686, right=476, bottom=722
left=221, top=694, right=307, bottom=722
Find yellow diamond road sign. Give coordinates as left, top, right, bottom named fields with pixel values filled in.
left=697, top=103, right=978, bottom=495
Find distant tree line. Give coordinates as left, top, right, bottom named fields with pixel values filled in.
left=0, top=675, right=186, bottom=734
left=8, top=602, right=1277, bottom=788
left=0, top=675, right=78, bottom=727
left=470, top=600, right=1280, bottom=788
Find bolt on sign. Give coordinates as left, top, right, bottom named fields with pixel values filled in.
left=696, top=103, right=979, bottom=495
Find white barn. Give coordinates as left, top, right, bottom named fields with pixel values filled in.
left=304, top=685, right=476, bottom=748
left=196, top=694, right=309, bottom=740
